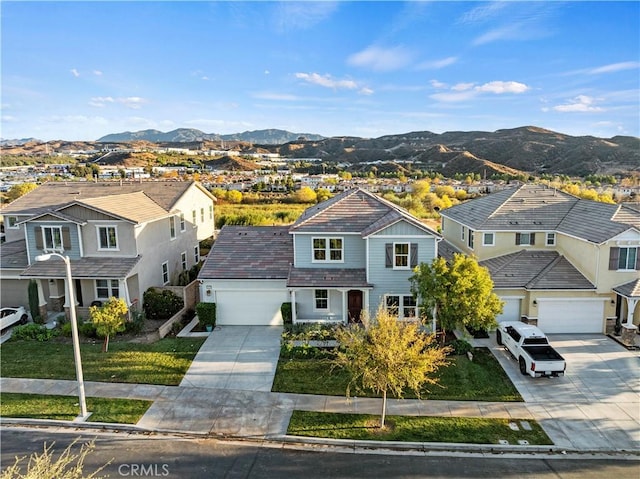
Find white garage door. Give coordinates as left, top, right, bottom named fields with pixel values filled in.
left=215, top=290, right=288, bottom=326
left=496, top=298, right=522, bottom=323
left=537, top=300, right=604, bottom=333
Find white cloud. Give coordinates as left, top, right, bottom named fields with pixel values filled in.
left=475, top=81, right=529, bottom=94
left=347, top=45, right=412, bottom=72
left=70, top=69, right=80, bottom=78
left=430, top=90, right=478, bottom=102
left=452, top=82, right=475, bottom=91
left=430, top=80, right=448, bottom=89
left=417, top=56, right=458, bottom=70
left=430, top=80, right=530, bottom=102
left=89, top=96, right=115, bottom=107
left=588, top=61, right=640, bottom=75
left=459, top=2, right=510, bottom=24
left=93, top=70, right=103, bottom=76
left=88, top=96, right=147, bottom=109
left=358, top=87, right=374, bottom=96
left=552, top=95, right=604, bottom=112
left=253, top=92, right=300, bottom=101
left=274, top=2, right=338, bottom=32
left=295, top=72, right=359, bottom=90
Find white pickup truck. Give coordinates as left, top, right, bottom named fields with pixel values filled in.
left=496, top=321, right=566, bottom=378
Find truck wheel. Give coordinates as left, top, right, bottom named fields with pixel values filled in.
left=519, top=357, right=527, bottom=376
left=496, top=330, right=503, bottom=346
left=19, top=314, right=28, bottom=325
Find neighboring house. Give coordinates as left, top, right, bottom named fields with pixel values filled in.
left=439, top=184, right=640, bottom=334
left=0, top=181, right=216, bottom=319
left=198, top=188, right=441, bottom=325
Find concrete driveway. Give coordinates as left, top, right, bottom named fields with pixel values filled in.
left=179, top=326, right=282, bottom=392
left=486, top=333, right=640, bottom=450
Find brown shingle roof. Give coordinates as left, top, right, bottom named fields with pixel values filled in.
left=287, top=267, right=371, bottom=288
left=198, top=226, right=293, bottom=280
left=72, top=192, right=170, bottom=224
left=20, top=256, right=141, bottom=279
left=613, top=279, right=640, bottom=298
left=0, top=240, right=29, bottom=270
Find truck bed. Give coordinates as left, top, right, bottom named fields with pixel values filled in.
left=522, top=345, right=564, bottom=362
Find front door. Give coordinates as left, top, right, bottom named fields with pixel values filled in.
left=348, top=290, right=363, bottom=323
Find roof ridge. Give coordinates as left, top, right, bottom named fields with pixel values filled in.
left=289, top=188, right=356, bottom=230
left=491, top=250, right=526, bottom=275
left=525, top=252, right=562, bottom=288
left=486, top=185, right=525, bottom=220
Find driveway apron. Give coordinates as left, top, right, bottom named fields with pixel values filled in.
left=179, top=326, right=283, bottom=392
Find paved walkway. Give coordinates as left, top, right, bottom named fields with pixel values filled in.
left=1, top=327, right=639, bottom=453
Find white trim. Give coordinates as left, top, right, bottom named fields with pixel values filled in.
left=41, top=225, right=64, bottom=253
left=95, top=278, right=121, bottom=300
left=180, top=251, right=187, bottom=271
left=194, top=245, right=200, bottom=263
left=366, top=237, right=370, bottom=283
left=311, top=236, right=344, bottom=263
left=292, top=231, right=361, bottom=235
left=76, top=223, right=84, bottom=257
left=535, top=297, right=608, bottom=302
left=482, top=232, right=495, bottom=246
left=392, top=241, right=411, bottom=270
left=545, top=232, right=556, bottom=246
left=6, top=216, right=19, bottom=229
left=370, top=234, right=435, bottom=239
left=383, top=293, right=418, bottom=320
left=179, top=212, right=186, bottom=232
left=161, top=261, right=169, bottom=285
left=313, top=289, right=330, bottom=311
left=169, top=216, right=177, bottom=240
left=96, top=225, right=119, bottom=251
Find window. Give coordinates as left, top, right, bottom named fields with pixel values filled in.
left=394, top=243, right=409, bottom=268
left=179, top=213, right=186, bottom=232
left=200, top=208, right=205, bottom=223
left=516, top=232, right=535, bottom=246
left=95, top=279, right=119, bottom=299
left=385, top=295, right=418, bottom=319
left=461, top=227, right=465, bottom=241
left=181, top=251, right=187, bottom=271
left=194, top=245, right=199, bottom=263
left=483, top=232, right=495, bottom=246
left=546, top=233, right=556, bottom=246
left=312, top=237, right=343, bottom=262
left=43, top=226, right=63, bottom=251
left=209, top=205, right=213, bottom=220
left=468, top=230, right=474, bottom=249
left=7, top=216, right=18, bottom=229
left=97, top=226, right=117, bottom=250
left=170, top=217, right=176, bottom=239
left=314, top=289, right=329, bottom=310
left=192, top=210, right=197, bottom=226
left=162, top=262, right=169, bottom=285
left=618, top=247, right=638, bottom=270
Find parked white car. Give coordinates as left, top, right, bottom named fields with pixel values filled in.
left=0, top=306, right=29, bottom=331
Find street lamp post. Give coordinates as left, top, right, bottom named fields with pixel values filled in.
left=35, top=253, right=89, bottom=420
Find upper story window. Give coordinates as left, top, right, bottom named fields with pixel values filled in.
left=312, top=237, right=343, bottom=262
left=314, top=289, right=329, bottom=311
left=546, top=232, right=556, bottom=246
left=192, top=209, right=197, bottom=226
left=200, top=208, right=205, bottom=223
left=609, top=246, right=639, bottom=271
left=179, top=213, right=186, bottom=232
left=6, top=216, right=18, bottom=229
left=394, top=243, right=410, bottom=268
left=516, top=232, right=535, bottom=246
left=162, top=261, right=169, bottom=285
left=483, top=232, right=495, bottom=246
left=97, top=226, right=118, bottom=250
left=194, top=245, right=200, bottom=263
left=385, top=243, right=418, bottom=269
left=43, top=226, right=63, bottom=251
left=461, top=226, right=465, bottom=241
left=468, top=230, right=474, bottom=249
left=169, top=216, right=176, bottom=240
left=181, top=251, right=187, bottom=271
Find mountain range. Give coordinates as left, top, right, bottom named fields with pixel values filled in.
left=97, top=128, right=325, bottom=144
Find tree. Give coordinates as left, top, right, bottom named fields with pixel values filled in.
left=89, top=297, right=128, bottom=352
left=7, top=182, right=38, bottom=202
left=334, top=306, right=450, bottom=428
left=316, top=188, right=332, bottom=203
left=410, top=254, right=502, bottom=342
left=294, top=186, right=317, bottom=203
left=226, top=190, right=243, bottom=204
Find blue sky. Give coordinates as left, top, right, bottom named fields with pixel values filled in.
left=2, top=1, right=639, bottom=141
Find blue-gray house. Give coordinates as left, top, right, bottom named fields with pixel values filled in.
left=198, top=188, right=441, bottom=325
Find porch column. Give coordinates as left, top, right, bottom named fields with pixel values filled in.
left=363, top=289, right=370, bottom=320
left=291, top=289, right=297, bottom=323
left=36, top=279, right=48, bottom=319
left=340, top=289, right=347, bottom=323
left=625, top=297, right=638, bottom=326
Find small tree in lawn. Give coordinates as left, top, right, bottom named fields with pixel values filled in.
left=89, top=297, right=128, bottom=352
left=334, top=306, right=450, bottom=428
left=410, top=254, right=503, bottom=343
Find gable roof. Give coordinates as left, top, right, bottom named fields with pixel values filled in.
left=441, top=184, right=638, bottom=243
left=69, top=192, right=171, bottom=224
left=287, top=267, right=371, bottom=288
left=613, top=278, right=640, bottom=298
left=290, top=188, right=440, bottom=237
left=198, top=225, right=293, bottom=280
left=0, top=240, right=29, bottom=270
left=480, top=250, right=595, bottom=290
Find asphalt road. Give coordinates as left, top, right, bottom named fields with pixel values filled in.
left=1, top=428, right=638, bottom=479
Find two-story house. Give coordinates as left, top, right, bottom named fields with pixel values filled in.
left=0, top=181, right=216, bottom=319
left=439, top=184, right=640, bottom=334
left=198, top=188, right=441, bottom=325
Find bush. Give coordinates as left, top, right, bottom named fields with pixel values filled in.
left=60, top=322, right=73, bottom=337
left=449, top=339, right=473, bottom=356
left=466, top=325, right=489, bottom=339
left=142, top=288, right=184, bottom=320
left=196, top=302, right=216, bottom=327
left=78, top=321, right=98, bottom=338
left=282, top=323, right=338, bottom=341
left=125, top=310, right=146, bottom=334
left=28, top=280, right=41, bottom=323
left=281, top=302, right=292, bottom=325
left=280, top=343, right=335, bottom=359
left=11, top=323, right=58, bottom=342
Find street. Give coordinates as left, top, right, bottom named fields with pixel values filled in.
left=1, top=428, right=638, bottom=478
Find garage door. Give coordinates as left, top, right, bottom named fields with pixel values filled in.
left=537, top=300, right=604, bottom=333
left=215, top=289, right=288, bottom=326
left=496, top=297, right=521, bottom=322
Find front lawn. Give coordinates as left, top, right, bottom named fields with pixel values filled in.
left=288, top=411, right=552, bottom=445
left=0, top=338, right=205, bottom=385
left=272, top=347, right=522, bottom=402
left=0, top=393, right=152, bottom=424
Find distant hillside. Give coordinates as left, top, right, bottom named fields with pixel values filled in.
left=98, top=128, right=325, bottom=145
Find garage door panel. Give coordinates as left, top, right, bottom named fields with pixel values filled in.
left=216, top=290, right=287, bottom=326
left=537, top=300, right=603, bottom=334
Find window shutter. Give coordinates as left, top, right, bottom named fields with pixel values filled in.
left=385, top=243, right=393, bottom=268
left=608, top=247, right=619, bottom=270
left=62, top=227, right=71, bottom=251
left=530, top=233, right=536, bottom=245
left=34, top=227, right=43, bottom=249
left=410, top=243, right=418, bottom=267
left=636, top=249, right=640, bottom=270
left=515, top=233, right=521, bottom=245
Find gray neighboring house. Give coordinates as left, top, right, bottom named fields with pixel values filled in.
left=198, top=188, right=441, bottom=325
left=0, top=181, right=216, bottom=319
left=439, top=184, right=640, bottom=334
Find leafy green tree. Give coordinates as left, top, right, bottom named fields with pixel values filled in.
left=294, top=186, right=317, bottom=203
left=334, top=306, right=450, bottom=428
left=410, top=254, right=502, bottom=342
left=316, top=188, right=332, bottom=203
left=89, top=297, right=128, bottom=352
left=7, top=182, right=38, bottom=202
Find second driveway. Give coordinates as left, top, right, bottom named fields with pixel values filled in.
left=180, top=326, right=282, bottom=392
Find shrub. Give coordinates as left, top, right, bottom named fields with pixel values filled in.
left=196, top=302, right=216, bottom=327
left=279, top=343, right=335, bottom=359
left=125, top=309, right=146, bottom=334
left=60, top=322, right=73, bottom=337
left=11, top=323, right=58, bottom=342
left=28, top=279, right=41, bottom=323
left=449, top=339, right=473, bottom=356
left=78, top=321, right=98, bottom=338
left=281, top=302, right=292, bottom=325
left=142, top=288, right=184, bottom=320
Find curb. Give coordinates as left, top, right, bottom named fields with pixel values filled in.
left=3, top=418, right=639, bottom=459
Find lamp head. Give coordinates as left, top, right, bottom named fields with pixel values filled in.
left=35, top=254, right=53, bottom=262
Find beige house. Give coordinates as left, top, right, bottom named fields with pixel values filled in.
left=1, top=181, right=215, bottom=319
left=439, top=184, right=640, bottom=334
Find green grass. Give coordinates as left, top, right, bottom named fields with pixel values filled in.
left=0, top=338, right=205, bottom=385
left=272, top=348, right=522, bottom=402
left=288, top=411, right=552, bottom=445
left=0, top=393, right=152, bottom=424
